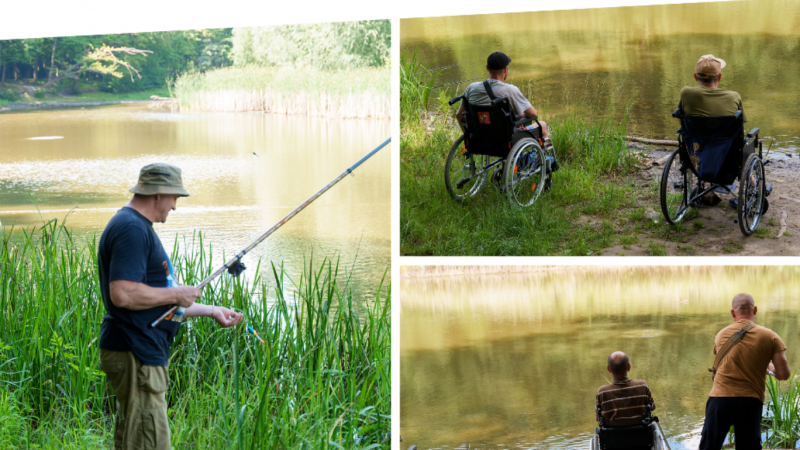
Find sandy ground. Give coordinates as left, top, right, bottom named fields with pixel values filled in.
left=600, top=146, right=800, bottom=256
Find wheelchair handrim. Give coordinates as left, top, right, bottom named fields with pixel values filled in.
left=506, top=138, right=546, bottom=207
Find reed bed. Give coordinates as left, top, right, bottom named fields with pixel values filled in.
left=0, top=220, right=390, bottom=449
left=174, top=66, right=390, bottom=119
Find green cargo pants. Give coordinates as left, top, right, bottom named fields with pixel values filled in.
left=99, top=349, right=170, bottom=450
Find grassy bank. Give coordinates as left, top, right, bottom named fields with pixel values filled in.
left=174, top=66, right=390, bottom=119
left=0, top=221, right=390, bottom=449
left=400, top=55, right=648, bottom=255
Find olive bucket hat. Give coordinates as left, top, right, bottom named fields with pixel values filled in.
left=129, top=162, right=190, bottom=197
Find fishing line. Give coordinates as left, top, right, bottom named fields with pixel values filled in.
left=425, top=58, right=483, bottom=73
left=150, top=137, right=391, bottom=328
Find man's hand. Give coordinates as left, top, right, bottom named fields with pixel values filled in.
left=175, top=286, right=201, bottom=308
left=211, top=306, right=243, bottom=328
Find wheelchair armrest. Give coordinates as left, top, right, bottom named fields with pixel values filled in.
left=734, top=110, right=742, bottom=119
left=448, top=95, right=464, bottom=106
left=672, top=108, right=683, bottom=118
left=746, top=127, right=760, bottom=139
left=515, top=116, right=535, bottom=127
left=491, top=96, right=509, bottom=106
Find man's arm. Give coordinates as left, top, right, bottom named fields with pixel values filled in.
left=521, top=105, right=538, bottom=120
left=110, top=279, right=199, bottom=310
left=184, top=303, right=243, bottom=328
left=769, top=350, right=791, bottom=380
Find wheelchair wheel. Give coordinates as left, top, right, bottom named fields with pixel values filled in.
left=738, top=153, right=765, bottom=236
left=659, top=149, right=693, bottom=224
left=504, top=138, right=547, bottom=208
left=445, top=135, right=491, bottom=202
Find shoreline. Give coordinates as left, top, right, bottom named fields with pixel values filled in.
left=0, top=99, right=152, bottom=112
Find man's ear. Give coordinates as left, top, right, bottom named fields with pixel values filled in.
left=730, top=309, right=736, bottom=320
left=693, top=73, right=699, bottom=82
left=607, top=364, right=612, bottom=374
left=753, top=305, right=757, bottom=316
left=627, top=363, right=631, bottom=373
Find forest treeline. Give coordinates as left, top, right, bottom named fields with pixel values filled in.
left=0, top=20, right=389, bottom=99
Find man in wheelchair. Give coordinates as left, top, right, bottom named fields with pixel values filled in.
left=454, top=51, right=559, bottom=171
left=677, top=54, right=751, bottom=206
left=661, top=53, right=771, bottom=236
left=594, top=352, right=660, bottom=450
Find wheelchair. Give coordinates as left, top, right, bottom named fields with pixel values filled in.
left=590, top=405, right=669, bottom=450
left=444, top=93, right=553, bottom=207
left=659, top=108, right=771, bottom=236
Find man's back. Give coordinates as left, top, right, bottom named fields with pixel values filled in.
left=710, top=319, right=785, bottom=402
left=596, top=378, right=656, bottom=427
left=679, top=85, right=747, bottom=122
left=464, top=79, right=531, bottom=118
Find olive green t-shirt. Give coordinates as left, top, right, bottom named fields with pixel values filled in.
left=709, top=319, right=786, bottom=403
left=678, top=85, right=748, bottom=123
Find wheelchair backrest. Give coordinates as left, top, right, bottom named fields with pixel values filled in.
left=461, top=96, right=517, bottom=158
left=597, top=424, right=655, bottom=450
left=677, top=110, right=746, bottom=184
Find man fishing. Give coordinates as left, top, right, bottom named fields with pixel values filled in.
left=97, top=163, right=243, bottom=450
left=699, top=293, right=790, bottom=450
left=596, top=351, right=657, bottom=427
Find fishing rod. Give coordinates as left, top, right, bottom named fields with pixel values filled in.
left=150, top=137, right=392, bottom=328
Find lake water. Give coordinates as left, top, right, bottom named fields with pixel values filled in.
left=0, top=103, right=390, bottom=304
left=401, top=0, right=800, bottom=157
left=400, top=266, right=800, bottom=450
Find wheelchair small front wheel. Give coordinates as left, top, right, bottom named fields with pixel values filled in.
left=445, top=135, right=490, bottom=202
left=504, top=138, right=547, bottom=208
left=738, top=153, right=765, bottom=236
left=659, top=148, right=693, bottom=224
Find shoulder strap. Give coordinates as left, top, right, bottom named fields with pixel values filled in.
left=483, top=80, right=497, bottom=101
left=709, top=322, right=756, bottom=381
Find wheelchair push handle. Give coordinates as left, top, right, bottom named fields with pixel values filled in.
left=448, top=95, right=464, bottom=106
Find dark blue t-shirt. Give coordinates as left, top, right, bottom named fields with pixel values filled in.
left=98, top=207, right=181, bottom=366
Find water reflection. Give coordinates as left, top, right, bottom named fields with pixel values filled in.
left=400, top=267, right=800, bottom=449
left=401, top=0, right=800, bottom=156
left=0, top=103, right=390, bottom=304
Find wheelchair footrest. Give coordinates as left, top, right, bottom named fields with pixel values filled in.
left=765, top=183, right=773, bottom=197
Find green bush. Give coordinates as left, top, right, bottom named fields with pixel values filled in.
left=0, top=91, right=20, bottom=102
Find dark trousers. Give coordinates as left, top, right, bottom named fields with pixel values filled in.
left=699, top=397, right=763, bottom=450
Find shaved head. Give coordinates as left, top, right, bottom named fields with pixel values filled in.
left=732, top=293, right=754, bottom=310
left=608, top=351, right=630, bottom=376
left=731, top=293, right=756, bottom=320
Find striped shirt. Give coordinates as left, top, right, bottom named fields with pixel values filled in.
left=596, top=379, right=656, bottom=427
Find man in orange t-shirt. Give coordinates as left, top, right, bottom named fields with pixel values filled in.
left=698, top=293, right=791, bottom=450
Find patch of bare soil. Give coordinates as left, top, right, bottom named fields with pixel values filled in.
left=601, top=145, right=800, bottom=256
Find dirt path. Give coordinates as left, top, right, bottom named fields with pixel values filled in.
left=601, top=146, right=800, bottom=256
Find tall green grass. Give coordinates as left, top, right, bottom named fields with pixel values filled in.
left=174, top=66, right=389, bottom=119
left=400, top=51, right=441, bottom=125
left=763, top=374, right=800, bottom=449
left=400, top=58, right=640, bottom=256
left=0, top=220, right=390, bottom=449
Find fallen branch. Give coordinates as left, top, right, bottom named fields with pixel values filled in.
left=653, top=154, right=672, bottom=166
left=777, top=210, right=787, bottom=238
left=626, top=136, right=679, bottom=146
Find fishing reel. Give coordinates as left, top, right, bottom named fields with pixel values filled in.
left=227, top=259, right=247, bottom=277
